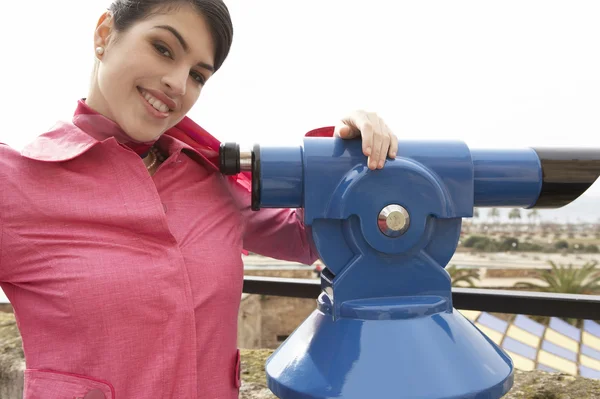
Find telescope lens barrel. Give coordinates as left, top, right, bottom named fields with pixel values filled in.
left=531, top=148, right=600, bottom=208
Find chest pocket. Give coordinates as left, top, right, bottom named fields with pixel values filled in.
left=24, top=369, right=114, bottom=399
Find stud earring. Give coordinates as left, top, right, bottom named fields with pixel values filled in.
left=95, top=47, right=104, bottom=56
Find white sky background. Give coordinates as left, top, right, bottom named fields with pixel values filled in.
left=1, top=1, right=600, bottom=195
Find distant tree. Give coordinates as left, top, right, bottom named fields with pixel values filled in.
left=514, top=261, right=600, bottom=295
left=488, top=208, right=500, bottom=224
left=508, top=208, right=521, bottom=223
left=554, top=240, right=569, bottom=250
left=463, top=235, right=498, bottom=251
left=446, top=265, right=480, bottom=287
left=528, top=209, right=540, bottom=226
left=463, top=236, right=484, bottom=248
left=500, top=237, right=519, bottom=251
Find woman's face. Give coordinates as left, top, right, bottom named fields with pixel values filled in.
left=87, top=4, right=215, bottom=142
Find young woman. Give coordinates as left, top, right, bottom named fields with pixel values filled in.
left=0, top=1, right=398, bottom=398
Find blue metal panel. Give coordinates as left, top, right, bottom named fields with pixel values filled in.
left=537, top=364, right=559, bottom=373
left=502, top=337, right=537, bottom=361
left=582, top=345, right=600, bottom=361
left=584, top=320, right=600, bottom=337
left=478, top=312, right=509, bottom=334
left=541, top=341, right=578, bottom=362
left=550, top=317, right=581, bottom=342
left=580, top=366, right=600, bottom=379
left=513, top=314, right=545, bottom=337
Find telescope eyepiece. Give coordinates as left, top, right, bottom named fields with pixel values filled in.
left=219, top=142, right=241, bottom=175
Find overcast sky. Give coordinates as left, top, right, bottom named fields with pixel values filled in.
left=2, top=1, right=600, bottom=194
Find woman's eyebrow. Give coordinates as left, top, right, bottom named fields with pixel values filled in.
left=153, top=24, right=215, bottom=72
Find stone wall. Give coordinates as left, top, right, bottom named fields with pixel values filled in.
left=238, top=294, right=316, bottom=349
left=238, top=268, right=317, bottom=350
left=0, top=313, right=24, bottom=399
left=239, top=268, right=317, bottom=350
left=257, top=296, right=316, bottom=349
left=0, top=304, right=14, bottom=313
left=238, top=294, right=262, bottom=349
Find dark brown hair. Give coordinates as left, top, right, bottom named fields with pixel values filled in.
left=108, top=0, right=233, bottom=71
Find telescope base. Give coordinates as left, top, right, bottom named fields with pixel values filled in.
left=266, top=305, right=514, bottom=399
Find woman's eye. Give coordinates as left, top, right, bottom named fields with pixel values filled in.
left=154, top=44, right=172, bottom=58
left=190, top=71, right=206, bottom=85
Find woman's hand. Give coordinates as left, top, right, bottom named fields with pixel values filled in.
left=334, top=110, right=398, bottom=170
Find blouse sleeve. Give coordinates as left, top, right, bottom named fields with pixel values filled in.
left=226, top=179, right=320, bottom=265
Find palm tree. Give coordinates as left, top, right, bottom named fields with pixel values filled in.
left=488, top=208, right=500, bottom=224
left=508, top=208, right=521, bottom=233
left=528, top=209, right=540, bottom=227
left=514, top=261, right=600, bottom=295
left=514, top=261, right=600, bottom=326
left=508, top=208, right=521, bottom=223
left=446, top=265, right=480, bottom=287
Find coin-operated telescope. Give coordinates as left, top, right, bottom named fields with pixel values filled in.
left=221, top=138, right=600, bottom=399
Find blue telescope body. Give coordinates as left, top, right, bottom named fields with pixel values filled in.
left=220, top=138, right=600, bottom=399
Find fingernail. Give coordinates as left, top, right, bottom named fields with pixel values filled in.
left=391, top=152, right=396, bottom=158
left=366, top=147, right=372, bottom=155
left=379, top=160, right=385, bottom=168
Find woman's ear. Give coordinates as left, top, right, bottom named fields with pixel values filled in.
left=93, top=11, right=115, bottom=54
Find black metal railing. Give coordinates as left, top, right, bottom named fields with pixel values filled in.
left=243, top=276, right=600, bottom=320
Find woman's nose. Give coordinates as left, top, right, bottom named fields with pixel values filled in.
left=162, top=69, right=187, bottom=97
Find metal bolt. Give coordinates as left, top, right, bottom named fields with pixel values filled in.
left=378, top=204, right=410, bottom=237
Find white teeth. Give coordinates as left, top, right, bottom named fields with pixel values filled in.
left=141, top=90, right=170, bottom=113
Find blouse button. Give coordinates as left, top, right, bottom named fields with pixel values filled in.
left=163, top=203, right=168, bottom=213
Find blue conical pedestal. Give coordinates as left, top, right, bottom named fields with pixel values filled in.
left=266, top=294, right=513, bottom=399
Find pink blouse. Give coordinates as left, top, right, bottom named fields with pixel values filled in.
left=0, top=101, right=332, bottom=399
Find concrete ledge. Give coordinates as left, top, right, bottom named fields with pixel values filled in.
left=2, top=312, right=600, bottom=398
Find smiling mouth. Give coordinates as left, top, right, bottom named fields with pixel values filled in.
left=137, top=87, right=173, bottom=113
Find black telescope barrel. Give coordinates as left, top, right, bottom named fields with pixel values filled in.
left=219, top=142, right=240, bottom=175
left=531, top=148, right=600, bottom=208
